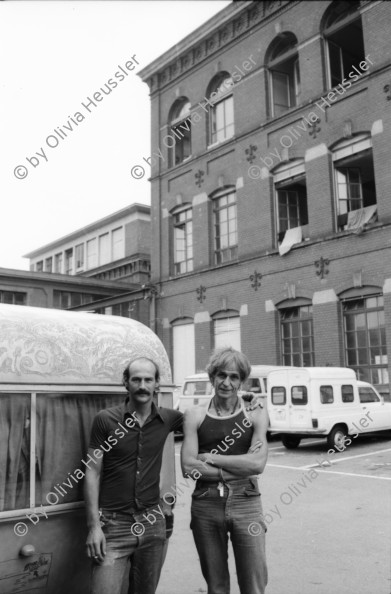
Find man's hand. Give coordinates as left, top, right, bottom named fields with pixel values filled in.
left=86, top=525, right=106, bottom=562
left=248, top=440, right=263, bottom=453
left=197, top=453, right=215, bottom=465
left=240, top=392, right=264, bottom=411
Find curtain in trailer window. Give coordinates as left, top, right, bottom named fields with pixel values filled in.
left=35, top=393, right=125, bottom=505
left=0, top=394, right=30, bottom=512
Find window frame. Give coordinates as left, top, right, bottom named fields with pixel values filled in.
left=323, top=4, right=365, bottom=90
left=343, top=295, right=388, bottom=386
left=320, top=385, right=334, bottom=404
left=207, top=74, right=234, bottom=148
left=172, top=206, right=193, bottom=275
left=280, top=305, right=314, bottom=367
left=291, top=385, right=308, bottom=405
left=212, top=189, right=238, bottom=265
left=268, top=37, right=300, bottom=117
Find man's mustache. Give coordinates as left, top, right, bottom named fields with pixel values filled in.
left=135, top=389, right=150, bottom=395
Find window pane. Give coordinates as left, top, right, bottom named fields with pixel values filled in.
left=35, top=393, right=125, bottom=505
left=0, top=394, right=31, bottom=511
left=320, top=386, right=334, bottom=404
left=342, top=385, right=354, bottom=403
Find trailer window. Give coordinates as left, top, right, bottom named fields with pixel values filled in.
left=35, top=393, right=125, bottom=506
left=291, top=386, right=308, bottom=405
left=342, top=385, right=354, bottom=403
left=271, top=387, right=286, bottom=405
left=320, top=385, right=334, bottom=404
left=0, top=394, right=31, bottom=512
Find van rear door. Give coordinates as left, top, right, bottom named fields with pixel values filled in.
left=288, top=369, right=312, bottom=429
left=268, top=370, right=290, bottom=430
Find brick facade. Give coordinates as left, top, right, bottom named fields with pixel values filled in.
left=139, top=0, right=391, bottom=393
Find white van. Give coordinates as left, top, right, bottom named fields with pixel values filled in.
left=177, top=365, right=281, bottom=413
left=267, top=367, right=391, bottom=449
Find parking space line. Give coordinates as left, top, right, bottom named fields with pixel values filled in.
left=266, top=463, right=391, bottom=480
left=267, top=464, right=305, bottom=470
left=269, top=439, right=324, bottom=451
left=314, top=469, right=391, bottom=480
left=300, top=447, right=391, bottom=470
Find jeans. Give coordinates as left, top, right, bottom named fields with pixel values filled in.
left=90, top=509, right=166, bottom=594
left=190, top=478, right=268, bottom=594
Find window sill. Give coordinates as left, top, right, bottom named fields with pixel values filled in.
left=207, top=136, right=235, bottom=151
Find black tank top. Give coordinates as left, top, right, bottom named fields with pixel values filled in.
left=198, top=405, right=253, bottom=455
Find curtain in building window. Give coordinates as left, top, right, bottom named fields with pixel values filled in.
left=0, top=394, right=30, bottom=511
left=35, top=393, right=125, bottom=505
left=214, top=317, right=241, bottom=351
left=173, top=323, right=195, bottom=386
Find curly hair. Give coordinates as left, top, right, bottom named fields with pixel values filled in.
left=206, top=347, right=251, bottom=383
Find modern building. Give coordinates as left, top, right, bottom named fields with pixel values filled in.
left=1, top=204, right=152, bottom=325
left=138, top=0, right=391, bottom=394
left=24, top=204, right=151, bottom=286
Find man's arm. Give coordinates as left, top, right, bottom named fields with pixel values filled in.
left=84, top=448, right=106, bottom=562
left=181, top=408, right=224, bottom=479
left=198, top=407, right=269, bottom=476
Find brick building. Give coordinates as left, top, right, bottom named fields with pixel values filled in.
left=138, top=0, right=391, bottom=393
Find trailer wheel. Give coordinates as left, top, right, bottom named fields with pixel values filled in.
left=281, top=435, right=301, bottom=449
left=327, top=426, right=348, bottom=450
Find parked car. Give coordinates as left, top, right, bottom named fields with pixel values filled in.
left=177, top=365, right=286, bottom=413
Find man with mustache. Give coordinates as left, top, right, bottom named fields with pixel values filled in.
left=84, top=357, right=182, bottom=594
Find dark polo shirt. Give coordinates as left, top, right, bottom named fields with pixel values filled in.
left=89, top=399, right=183, bottom=513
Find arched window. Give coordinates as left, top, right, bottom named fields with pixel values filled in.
left=267, top=33, right=300, bottom=117
left=171, top=204, right=193, bottom=275
left=322, top=0, right=365, bottom=88
left=206, top=72, right=234, bottom=146
left=273, top=159, right=308, bottom=253
left=168, top=98, right=191, bottom=167
left=210, top=187, right=238, bottom=264
left=172, top=317, right=195, bottom=386
left=331, top=135, right=377, bottom=231
left=278, top=299, right=314, bottom=366
left=340, top=289, right=388, bottom=386
left=212, top=310, right=241, bottom=351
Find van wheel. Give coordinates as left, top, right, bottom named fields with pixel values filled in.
left=327, top=426, right=347, bottom=450
left=281, top=435, right=301, bottom=449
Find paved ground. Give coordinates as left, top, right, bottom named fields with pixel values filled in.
left=157, top=432, right=391, bottom=594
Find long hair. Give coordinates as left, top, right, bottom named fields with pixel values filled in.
left=206, top=347, right=251, bottom=383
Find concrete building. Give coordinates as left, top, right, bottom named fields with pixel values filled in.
left=138, top=0, right=391, bottom=394
left=24, top=204, right=151, bottom=286
left=1, top=204, right=152, bottom=325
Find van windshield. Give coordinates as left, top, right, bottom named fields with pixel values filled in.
left=183, top=381, right=212, bottom=396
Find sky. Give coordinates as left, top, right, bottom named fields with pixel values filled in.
left=0, top=0, right=231, bottom=270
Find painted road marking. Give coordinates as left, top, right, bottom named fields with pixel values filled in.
left=266, top=463, right=391, bottom=480
left=300, top=447, right=391, bottom=469
left=269, top=439, right=324, bottom=451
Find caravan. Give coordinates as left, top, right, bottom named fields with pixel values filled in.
left=0, top=304, right=176, bottom=594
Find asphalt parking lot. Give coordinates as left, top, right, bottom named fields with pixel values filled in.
left=157, top=433, right=391, bottom=594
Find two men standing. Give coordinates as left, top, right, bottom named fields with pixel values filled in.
left=84, top=348, right=268, bottom=594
